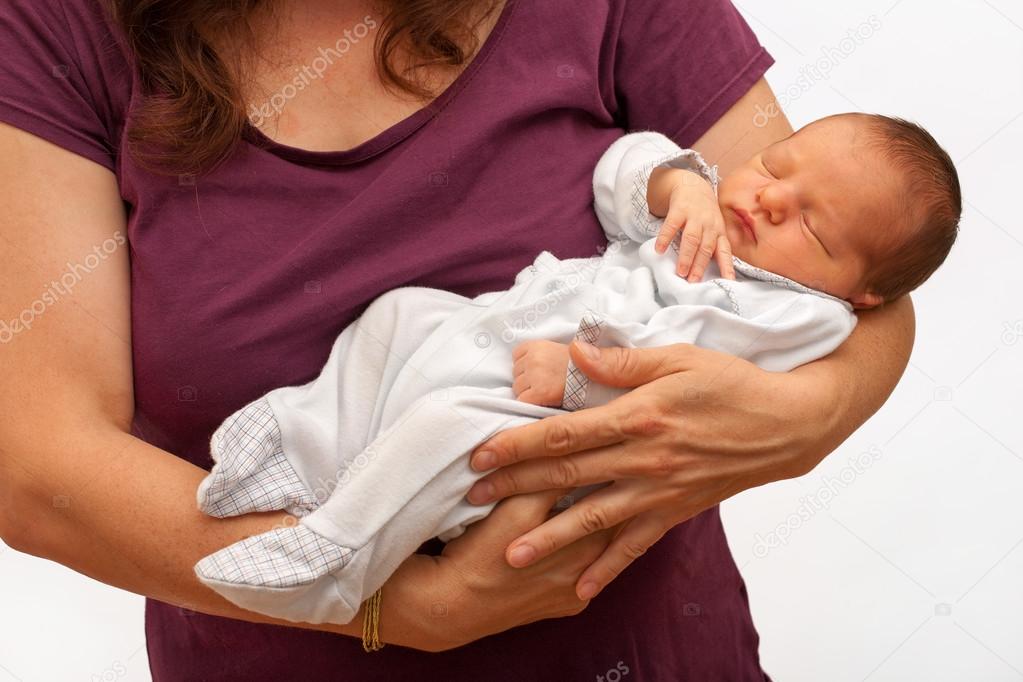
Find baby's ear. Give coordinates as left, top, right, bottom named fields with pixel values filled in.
left=849, top=291, right=884, bottom=309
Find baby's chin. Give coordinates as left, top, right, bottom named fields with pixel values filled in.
left=723, top=224, right=755, bottom=265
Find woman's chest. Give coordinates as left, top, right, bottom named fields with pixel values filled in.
left=122, top=0, right=621, bottom=464
left=241, top=2, right=505, bottom=153
left=124, top=125, right=618, bottom=464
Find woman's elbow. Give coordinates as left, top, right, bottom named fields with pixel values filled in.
left=0, top=453, right=55, bottom=556
left=1, top=474, right=32, bottom=554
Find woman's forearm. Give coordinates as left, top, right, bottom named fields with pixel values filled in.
left=1, top=425, right=437, bottom=648
left=789, top=294, right=916, bottom=471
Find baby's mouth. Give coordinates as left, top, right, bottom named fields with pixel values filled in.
left=731, top=207, right=758, bottom=244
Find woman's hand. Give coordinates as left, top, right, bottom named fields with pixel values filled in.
left=463, top=339, right=852, bottom=602
left=388, top=487, right=621, bottom=652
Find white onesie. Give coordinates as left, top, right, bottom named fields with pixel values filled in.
left=193, top=131, right=858, bottom=625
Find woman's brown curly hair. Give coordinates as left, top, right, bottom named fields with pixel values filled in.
left=108, top=0, right=502, bottom=175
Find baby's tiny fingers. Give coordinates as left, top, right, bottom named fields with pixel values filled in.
left=676, top=225, right=703, bottom=277
left=655, top=220, right=682, bottom=254
left=685, top=229, right=716, bottom=282
left=512, top=373, right=531, bottom=397
left=715, top=236, right=736, bottom=279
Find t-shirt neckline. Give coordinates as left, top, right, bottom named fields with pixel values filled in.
left=241, top=0, right=517, bottom=166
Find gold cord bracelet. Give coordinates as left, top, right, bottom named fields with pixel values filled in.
left=362, top=587, right=385, bottom=652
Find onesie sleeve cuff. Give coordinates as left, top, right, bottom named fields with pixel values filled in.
left=630, top=145, right=720, bottom=241
left=561, top=311, right=630, bottom=411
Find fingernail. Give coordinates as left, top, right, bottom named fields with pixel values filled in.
left=508, top=543, right=536, bottom=566
left=578, top=581, right=599, bottom=599
left=575, top=340, right=600, bottom=361
left=467, top=480, right=494, bottom=504
left=472, top=450, right=496, bottom=470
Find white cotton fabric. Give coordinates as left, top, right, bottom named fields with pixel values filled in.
left=194, top=131, right=857, bottom=625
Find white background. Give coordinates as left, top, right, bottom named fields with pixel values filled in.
left=1, top=1, right=1020, bottom=680
left=721, top=1, right=1023, bottom=680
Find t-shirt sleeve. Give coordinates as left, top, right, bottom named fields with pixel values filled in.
left=0, top=0, right=127, bottom=172
left=610, top=0, right=775, bottom=147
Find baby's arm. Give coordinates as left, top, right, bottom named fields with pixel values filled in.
left=648, top=166, right=735, bottom=281
left=592, top=131, right=733, bottom=281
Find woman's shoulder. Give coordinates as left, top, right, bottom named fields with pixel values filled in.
left=0, top=0, right=133, bottom=172
left=619, top=0, right=772, bottom=141
left=1, top=0, right=130, bottom=63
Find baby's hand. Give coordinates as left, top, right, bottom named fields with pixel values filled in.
left=654, top=171, right=736, bottom=282
left=512, top=340, right=571, bottom=407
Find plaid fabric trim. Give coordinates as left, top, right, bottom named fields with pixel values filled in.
left=731, top=257, right=854, bottom=309
left=199, top=397, right=320, bottom=519
left=195, top=525, right=353, bottom=589
left=630, top=147, right=720, bottom=240
left=561, top=311, right=607, bottom=411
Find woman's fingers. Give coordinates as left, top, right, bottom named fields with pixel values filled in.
left=467, top=444, right=634, bottom=504
left=503, top=484, right=642, bottom=568
left=564, top=338, right=699, bottom=389
left=447, top=486, right=575, bottom=557
left=470, top=404, right=625, bottom=471
left=574, top=510, right=670, bottom=599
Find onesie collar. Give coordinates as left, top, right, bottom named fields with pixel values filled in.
left=730, top=257, right=854, bottom=311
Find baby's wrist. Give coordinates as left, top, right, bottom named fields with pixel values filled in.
left=669, top=172, right=717, bottom=208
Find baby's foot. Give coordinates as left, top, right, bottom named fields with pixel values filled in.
left=194, top=524, right=359, bottom=624
left=197, top=398, right=319, bottom=518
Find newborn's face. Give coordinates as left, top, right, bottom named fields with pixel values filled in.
left=716, top=117, right=896, bottom=306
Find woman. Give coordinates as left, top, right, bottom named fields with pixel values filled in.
left=0, top=0, right=913, bottom=679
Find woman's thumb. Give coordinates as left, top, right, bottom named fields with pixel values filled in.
left=568, top=339, right=694, bottom=388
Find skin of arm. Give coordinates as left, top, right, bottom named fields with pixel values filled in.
left=463, top=77, right=916, bottom=600
left=0, top=123, right=619, bottom=653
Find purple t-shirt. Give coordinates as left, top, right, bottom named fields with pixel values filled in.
left=0, top=0, right=777, bottom=678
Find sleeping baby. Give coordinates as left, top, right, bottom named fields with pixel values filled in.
left=192, top=112, right=961, bottom=625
